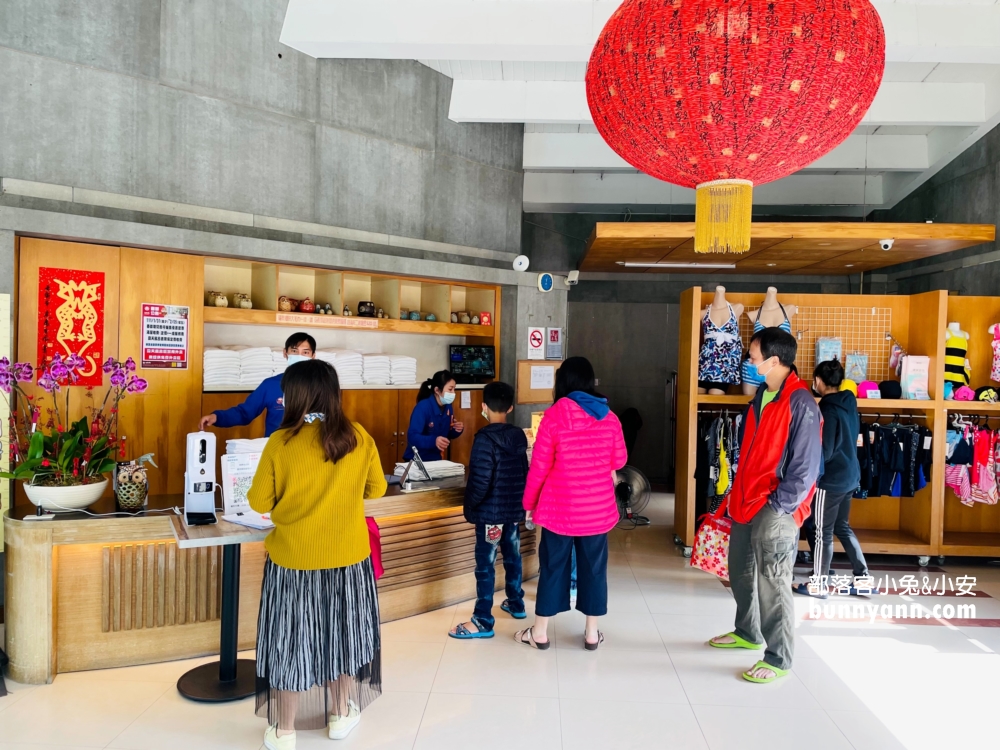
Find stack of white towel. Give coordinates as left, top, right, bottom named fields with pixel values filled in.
left=203, top=348, right=241, bottom=387
left=393, top=460, right=466, bottom=480
left=270, top=348, right=288, bottom=377
left=362, top=354, right=391, bottom=385
left=226, top=438, right=270, bottom=454
left=326, top=349, right=364, bottom=386
left=314, top=350, right=338, bottom=367
left=388, top=355, right=418, bottom=385
left=239, top=347, right=275, bottom=388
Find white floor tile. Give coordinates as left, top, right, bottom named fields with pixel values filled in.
left=560, top=699, right=708, bottom=750
left=0, top=680, right=38, bottom=715
left=555, top=647, right=688, bottom=704
left=413, top=694, right=561, bottom=750
left=432, top=639, right=559, bottom=698
left=552, top=610, right=666, bottom=652
left=380, top=605, right=458, bottom=644
left=293, top=692, right=429, bottom=750
left=826, top=711, right=909, bottom=750
left=669, top=651, right=821, bottom=709
left=0, top=678, right=171, bottom=747
left=381, top=641, right=444, bottom=693
left=693, top=705, right=852, bottom=750
left=108, top=687, right=261, bottom=750
left=653, top=613, right=740, bottom=654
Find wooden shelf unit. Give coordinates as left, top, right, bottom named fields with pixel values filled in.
left=202, top=259, right=500, bottom=343
left=676, top=287, right=947, bottom=561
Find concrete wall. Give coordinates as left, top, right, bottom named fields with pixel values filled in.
left=874, top=121, right=1000, bottom=294
left=0, top=0, right=523, bottom=254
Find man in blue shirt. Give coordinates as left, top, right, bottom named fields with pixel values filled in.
left=199, top=332, right=315, bottom=437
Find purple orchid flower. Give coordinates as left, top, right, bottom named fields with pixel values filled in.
left=125, top=357, right=136, bottom=372
left=14, top=362, right=33, bottom=382
left=126, top=377, right=148, bottom=394
left=103, top=357, right=116, bottom=374
left=64, top=353, right=86, bottom=370
left=38, top=372, right=60, bottom=394
left=110, top=368, right=127, bottom=387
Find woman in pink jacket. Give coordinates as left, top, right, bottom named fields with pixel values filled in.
left=515, top=357, right=628, bottom=651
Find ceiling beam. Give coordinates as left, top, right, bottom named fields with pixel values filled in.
left=450, top=80, right=985, bottom=126
left=283, top=0, right=1000, bottom=65
left=523, top=172, right=885, bottom=212
left=524, top=133, right=931, bottom=172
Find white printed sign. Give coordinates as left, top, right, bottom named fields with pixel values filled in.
left=530, top=365, right=555, bottom=390
left=528, top=327, right=545, bottom=360
left=546, top=328, right=563, bottom=360
left=220, top=453, right=262, bottom=515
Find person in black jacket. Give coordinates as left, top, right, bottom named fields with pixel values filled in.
left=794, top=359, right=869, bottom=597
left=449, top=381, right=529, bottom=639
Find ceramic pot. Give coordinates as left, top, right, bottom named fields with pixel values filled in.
left=343, top=305, right=352, bottom=316
left=24, top=479, right=109, bottom=513
left=299, top=297, right=315, bottom=313
left=278, top=296, right=294, bottom=312
left=450, top=313, right=458, bottom=323
left=471, top=315, right=480, bottom=325
left=460, top=313, right=471, bottom=324
left=357, top=301, right=376, bottom=317
left=232, top=293, right=252, bottom=309
left=409, top=311, right=421, bottom=321
left=114, top=463, right=149, bottom=510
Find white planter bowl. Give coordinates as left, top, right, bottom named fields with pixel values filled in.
left=23, top=479, right=109, bottom=513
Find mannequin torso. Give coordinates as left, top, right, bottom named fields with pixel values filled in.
left=705, top=286, right=743, bottom=327
left=750, top=287, right=797, bottom=328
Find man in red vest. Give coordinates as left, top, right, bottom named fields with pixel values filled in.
left=709, top=327, right=822, bottom=683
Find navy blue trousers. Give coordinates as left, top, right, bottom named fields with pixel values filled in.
left=535, top=528, right=608, bottom=617
left=471, top=523, right=525, bottom=631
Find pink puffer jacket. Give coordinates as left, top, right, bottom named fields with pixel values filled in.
left=523, top=397, right=628, bottom=536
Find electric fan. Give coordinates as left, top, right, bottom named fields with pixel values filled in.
left=615, top=465, right=651, bottom=527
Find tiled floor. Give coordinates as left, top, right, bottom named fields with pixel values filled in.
left=3, top=494, right=1000, bottom=749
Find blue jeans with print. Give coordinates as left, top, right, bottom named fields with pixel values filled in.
left=472, top=522, right=525, bottom=632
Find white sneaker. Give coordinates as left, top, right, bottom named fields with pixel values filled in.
left=329, top=700, right=361, bottom=740
left=264, top=725, right=296, bottom=750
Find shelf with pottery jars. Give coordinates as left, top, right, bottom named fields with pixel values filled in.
left=201, top=259, right=498, bottom=340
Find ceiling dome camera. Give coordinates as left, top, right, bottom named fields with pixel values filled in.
left=513, top=255, right=530, bottom=272
left=880, top=239, right=894, bottom=251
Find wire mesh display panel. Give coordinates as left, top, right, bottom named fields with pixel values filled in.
left=739, top=306, right=894, bottom=382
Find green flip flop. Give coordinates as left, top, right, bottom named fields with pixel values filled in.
left=742, top=660, right=789, bottom=684
left=708, top=632, right=764, bottom=650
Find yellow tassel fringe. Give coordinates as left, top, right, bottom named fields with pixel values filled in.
left=694, top=180, right=753, bottom=254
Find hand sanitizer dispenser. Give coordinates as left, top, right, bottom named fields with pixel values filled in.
left=184, top=431, right=217, bottom=526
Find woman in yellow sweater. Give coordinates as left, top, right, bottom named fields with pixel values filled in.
left=248, top=359, right=387, bottom=749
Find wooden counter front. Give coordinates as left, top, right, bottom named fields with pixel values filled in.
left=3, top=485, right=537, bottom=684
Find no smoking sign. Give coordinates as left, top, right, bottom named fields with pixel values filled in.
left=527, top=326, right=545, bottom=360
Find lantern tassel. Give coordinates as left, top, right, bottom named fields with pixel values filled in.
left=694, top=179, right=753, bottom=254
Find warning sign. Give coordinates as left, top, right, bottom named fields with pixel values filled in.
left=527, top=327, right=545, bottom=360
left=141, top=303, right=189, bottom=369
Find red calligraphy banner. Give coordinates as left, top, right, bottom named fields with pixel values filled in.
left=37, top=266, right=106, bottom=386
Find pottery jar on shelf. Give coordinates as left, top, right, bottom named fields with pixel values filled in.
left=206, top=291, right=228, bottom=308
left=299, top=297, right=315, bottom=313
left=232, top=293, right=253, bottom=309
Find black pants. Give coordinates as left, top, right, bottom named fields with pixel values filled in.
left=803, top=489, right=869, bottom=578
left=535, top=529, right=608, bottom=617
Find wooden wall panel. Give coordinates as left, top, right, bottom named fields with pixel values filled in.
left=448, top=389, right=482, bottom=468
left=396, top=388, right=420, bottom=464
left=342, top=389, right=400, bottom=474
left=100, top=542, right=222, bottom=633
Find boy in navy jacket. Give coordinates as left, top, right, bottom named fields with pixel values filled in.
left=448, top=382, right=528, bottom=638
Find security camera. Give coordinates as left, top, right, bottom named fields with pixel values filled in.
left=565, top=270, right=580, bottom=286
left=879, top=239, right=894, bottom=251
left=513, top=255, right=530, bottom=272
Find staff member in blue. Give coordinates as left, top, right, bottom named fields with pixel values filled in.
left=198, top=332, right=316, bottom=437
left=403, top=370, right=465, bottom=460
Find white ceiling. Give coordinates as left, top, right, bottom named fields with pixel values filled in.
left=282, top=0, right=1000, bottom=215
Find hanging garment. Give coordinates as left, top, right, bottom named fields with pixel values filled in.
left=946, top=464, right=973, bottom=506
left=854, top=424, right=874, bottom=499
left=944, top=329, right=971, bottom=386
left=741, top=305, right=792, bottom=388
left=946, top=426, right=974, bottom=466
left=992, top=326, right=1000, bottom=382
left=698, top=305, right=742, bottom=386
left=970, top=429, right=999, bottom=505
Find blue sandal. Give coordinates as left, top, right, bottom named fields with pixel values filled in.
left=449, top=621, right=495, bottom=639
left=501, top=600, right=527, bottom=620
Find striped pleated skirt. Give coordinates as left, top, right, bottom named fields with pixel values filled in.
left=255, top=556, right=381, bottom=729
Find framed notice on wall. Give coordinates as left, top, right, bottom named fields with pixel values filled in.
left=141, top=303, right=189, bottom=369
left=517, top=359, right=559, bottom=404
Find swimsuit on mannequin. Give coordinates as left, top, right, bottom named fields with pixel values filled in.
left=698, top=286, right=744, bottom=395
left=989, top=324, right=1000, bottom=383
left=742, top=288, right=798, bottom=395
left=944, top=322, right=971, bottom=386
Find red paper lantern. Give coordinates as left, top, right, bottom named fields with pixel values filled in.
left=586, top=0, right=885, bottom=253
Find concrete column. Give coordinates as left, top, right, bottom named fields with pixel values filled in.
left=513, top=287, right=568, bottom=426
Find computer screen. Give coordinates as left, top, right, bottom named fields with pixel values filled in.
left=449, top=345, right=496, bottom=378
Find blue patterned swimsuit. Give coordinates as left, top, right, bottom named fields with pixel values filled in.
left=698, top=304, right=742, bottom=385
left=741, top=304, right=792, bottom=388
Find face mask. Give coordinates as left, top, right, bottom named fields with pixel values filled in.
left=756, top=358, right=774, bottom=378
left=481, top=407, right=489, bottom=421
left=441, top=392, right=456, bottom=405
left=286, top=354, right=309, bottom=366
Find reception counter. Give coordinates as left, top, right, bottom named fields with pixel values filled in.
left=3, top=483, right=538, bottom=684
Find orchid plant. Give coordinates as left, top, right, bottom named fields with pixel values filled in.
left=0, top=354, right=148, bottom=487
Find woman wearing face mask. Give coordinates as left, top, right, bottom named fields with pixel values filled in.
left=199, top=332, right=316, bottom=437
left=403, top=370, right=465, bottom=460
